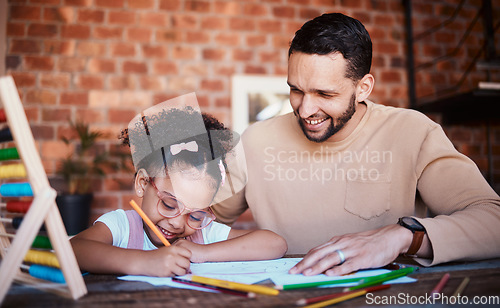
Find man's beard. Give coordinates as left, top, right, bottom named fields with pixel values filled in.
left=297, top=94, right=357, bottom=143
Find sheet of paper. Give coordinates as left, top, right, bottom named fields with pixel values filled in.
left=118, top=258, right=416, bottom=291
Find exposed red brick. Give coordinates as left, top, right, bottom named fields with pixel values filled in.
left=127, top=28, right=152, bottom=42
left=77, top=9, right=105, bottom=23
left=139, top=76, right=165, bottom=91
left=31, top=124, right=55, bottom=140
left=232, top=49, right=254, bottom=61
left=229, top=18, right=255, bottom=31
left=200, top=16, right=227, bottom=30
left=172, top=14, right=198, bottom=29
left=110, top=42, right=136, bottom=57
left=9, top=39, right=42, bottom=53
left=10, top=5, right=41, bottom=21
left=7, top=22, right=25, bottom=36
left=123, top=61, right=148, bottom=74
left=108, top=109, right=137, bottom=123
left=243, top=3, right=268, bottom=16
left=246, top=34, right=267, bottom=47
left=64, top=0, right=93, bottom=7
left=88, top=59, right=116, bottom=73
left=203, top=48, right=226, bottom=61
left=76, top=41, right=106, bottom=56
left=40, top=73, right=71, bottom=88
left=272, top=6, right=295, bottom=18
left=258, top=19, right=282, bottom=33
left=171, top=46, right=197, bottom=60
left=109, top=11, right=135, bottom=24
left=214, top=1, right=240, bottom=15
left=95, top=0, right=125, bottom=8
left=159, top=0, right=181, bottom=11
left=61, top=91, right=88, bottom=106
left=58, top=57, right=86, bottom=72
left=142, top=45, right=168, bottom=58
left=109, top=76, right=137, bottom=90
left=76, top=75, right=104, bottom=89
left=26, top=89, right=57, bottom=104
left=93, top=26, right=123, bottom=39
left=128, top=0, right=155, bottom=9
left=152, top=61, right=178, bottom=74
left=185, top=0, right=211, bottom=13
left=44, top=7, right=75, bottom=22
left=156, top=30, right=182, bottom=42
left=186, top=31, right=210, bottom=44
left=24, top=55, right=55, bottom=70
left=27, top=23, right=58, bottom=38
left=10, top=72, right=36, bottom=87
left=244, top=65, right=267, bottom=74
left=138, top=12, right=168, bottom=27
left=61, top=24, right=91, bottom=39
left=44, top=40, right=76, bottom=55
left=214, top=33, right=240, bottom=46
left=201, top=79, right=224, bottom=91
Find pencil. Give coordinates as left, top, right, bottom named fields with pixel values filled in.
left=275, top=276, right=365, bottom=290
left=431, top=273, right=450, bottom=298
left=302, top=289, right=368, bottom=308
left=451, top=277, right=469, bottom=297
left=296, top=284, right=390, bottom=306
left=172, top=277, right=255, bottom=298
left=345, top=267, right=415, bottom=291
left=129, top=200, right=170, bottom=246
left=191, top=275, right=279, bottom=296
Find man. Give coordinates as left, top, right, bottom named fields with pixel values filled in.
left=213, top=13, right=500, bottom=276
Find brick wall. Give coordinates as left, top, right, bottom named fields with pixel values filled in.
left=3, top=0, right=499, bottom=224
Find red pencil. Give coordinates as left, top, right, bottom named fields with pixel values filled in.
left=431, top=273, right=450, bottom=298
left=296, top=284, right=390, bottom=306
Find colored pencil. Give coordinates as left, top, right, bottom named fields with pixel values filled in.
left=172, top=277, right=255, bottom=298
left=452, top=277, right=469, bottom=297
left=129, top=200, right=170, bottom=246
left=345, top=267, right=415, bottom=291
left=302, top=289, right=367, bottom=308
left=279, top=267, right=414, bottom=291
left=190, top=275, right=279, bottom=296
left=296, top=284, right=390, bottom=306
left=431, top=273, right=450, bottom=298
left=275, top=276, right=365, bottom=290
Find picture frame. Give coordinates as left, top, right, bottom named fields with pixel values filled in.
left=231, top=75, right=292, bottom=134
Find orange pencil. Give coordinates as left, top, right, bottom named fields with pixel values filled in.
left=129, top=200, right=170, bottom=246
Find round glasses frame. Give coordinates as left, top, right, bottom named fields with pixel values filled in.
left=148, top=177, right=215, bottom=230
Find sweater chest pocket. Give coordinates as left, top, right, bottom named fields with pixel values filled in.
left=344, top=175, right=391, bottom=220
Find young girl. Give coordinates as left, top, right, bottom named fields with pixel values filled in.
left=70, top=105, right=287, bottom=277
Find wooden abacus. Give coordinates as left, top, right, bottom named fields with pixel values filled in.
left=0, top=76, right=87, bottom=301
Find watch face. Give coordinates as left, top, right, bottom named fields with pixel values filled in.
left=401, top=217, right=425, bottom=232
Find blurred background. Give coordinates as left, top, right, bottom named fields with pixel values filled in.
left=1, top=0, right=499, bottom=229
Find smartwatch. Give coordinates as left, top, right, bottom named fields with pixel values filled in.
left=397, top=217, right=426, bottom=257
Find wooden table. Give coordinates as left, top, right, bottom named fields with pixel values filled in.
left=2, top=257, right=500, bottom=307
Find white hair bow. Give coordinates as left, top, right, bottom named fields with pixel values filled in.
left=170, top=141, right=198, bottom=155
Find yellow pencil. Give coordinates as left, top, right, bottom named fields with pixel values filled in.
left=191, top=275, right=279, bottom=296
left=303, top=289, right=367, bottom=308
left=129, top=200, right=170, bottom=247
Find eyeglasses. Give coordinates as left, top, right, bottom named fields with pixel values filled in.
left=148, top=177, right=215, bottom=230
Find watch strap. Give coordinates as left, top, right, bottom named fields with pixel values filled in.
left=405, top=230, right=425, bottom=256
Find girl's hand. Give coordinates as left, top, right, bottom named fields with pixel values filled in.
left=138, top=246, right=192, bottom=277
left=173, top=239, right=206, bottom=263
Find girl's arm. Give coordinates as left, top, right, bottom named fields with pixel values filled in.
left=70, top=222, right=192, bottom=277
left=175, top=229, right=287, bottom=263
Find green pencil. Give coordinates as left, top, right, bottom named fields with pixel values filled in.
left=345, top=267, right=415, bottom=291
left=275, top=276, right=365, bottom=290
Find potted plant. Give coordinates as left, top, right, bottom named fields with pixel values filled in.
left=56, top=120, right=112, bottom=235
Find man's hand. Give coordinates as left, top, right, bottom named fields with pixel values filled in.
left=289, top=224, right=413, bottom=276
